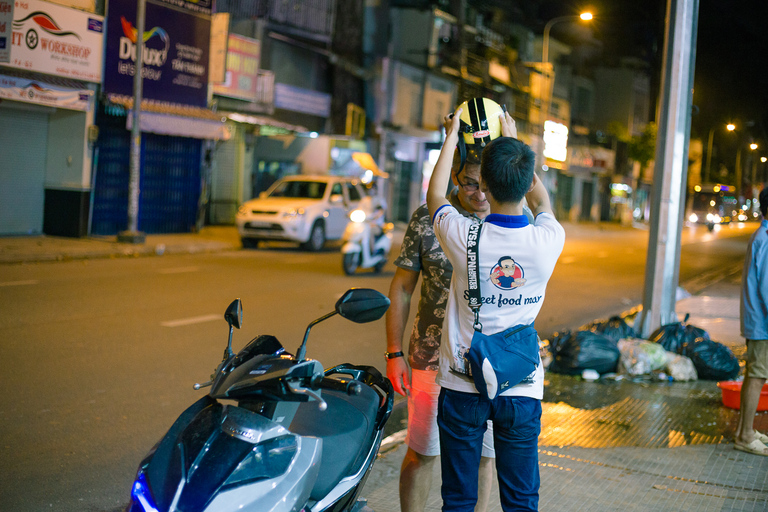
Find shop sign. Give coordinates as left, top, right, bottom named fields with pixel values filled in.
left=543, top=120, right=569, bottom=162
left=0, top=0, right=12, bottom=63
left=274, top=82, right=331, bottom=118
left=0, top=72, right=93, bottom=110
left=213, top=34, right=261, bottom=102
left=7, top=0, right=103, bottom=82
left=104, top=0, right=210, bottom=108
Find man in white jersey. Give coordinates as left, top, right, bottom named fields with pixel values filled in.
left=426, top=103, right=565, bottom=511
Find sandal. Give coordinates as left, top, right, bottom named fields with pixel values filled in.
left=754, top=430, right=768, bottom=444
left=734, top=438, right=768, bottom=456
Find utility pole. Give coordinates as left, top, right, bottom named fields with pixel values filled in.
left=118, top=0, right=146, bottom=244
left=636, top=0, right=699, bottom=337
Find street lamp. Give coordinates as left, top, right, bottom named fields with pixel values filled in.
left=539, top=11, right=593, bottom=176
left=704, top=122, right=736, bottom=184
left=542, top=12, right=593, bottom=65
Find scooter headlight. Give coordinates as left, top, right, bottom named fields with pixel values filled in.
left=350, top=209, right=366, bottom=223
left=223, top=435, right=298, bottom=489
left=130, top=471, right=160, bottom=512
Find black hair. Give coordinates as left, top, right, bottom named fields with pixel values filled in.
left=759, top=187, right=768, bottom=217
left=480, top=137, right=535, bottom=203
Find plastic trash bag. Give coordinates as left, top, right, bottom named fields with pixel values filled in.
left=548, top=330, right=620, bottom=375
left=665, top=352, right=698, bottom=381
left=617, top=338, right=668, bottom=376
left=648, top=314, right=710, bottom=354
left=683, top=337, right=740, bottom=381
left=586, top=315, right=637, bottom=343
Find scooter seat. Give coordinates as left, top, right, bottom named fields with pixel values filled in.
left=289, top=383, right=379, bottom=500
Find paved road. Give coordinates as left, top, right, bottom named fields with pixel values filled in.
left=0, top=221, right=759, bottom=511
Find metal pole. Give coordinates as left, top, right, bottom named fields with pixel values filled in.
left=704, top=127, right=714, bottom=183
left=118, top=0, right=146, bottom=244
left=636, top=0, right=699, bottom=338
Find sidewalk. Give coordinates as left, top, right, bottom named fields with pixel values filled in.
left=363, top=271, right=768, bottom=512
left=0, top=226, right=242, bottom=264
left=2, top=225, right=766, bottom=511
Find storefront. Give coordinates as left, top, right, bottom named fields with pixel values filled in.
left=0, top=0, right=102, bottom=236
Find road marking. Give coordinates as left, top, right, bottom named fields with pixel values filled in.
left=158, top=266, right=200, bottom=274
left=161, top=314, right=221, bottom=328
left=559, top=256, right=576, bottom=264
left=0, top=280, right=39, bottom=287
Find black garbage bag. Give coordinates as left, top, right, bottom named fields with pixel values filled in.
left=683, top=337, right=740, bottom=381
left=586, top=315, right=636, bottom=343
left=648, top=314, right=710, bottom=354
left=548, top=330, right=620, bottom=375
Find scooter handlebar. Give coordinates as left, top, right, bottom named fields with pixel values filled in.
left=319, top=377, right=362, bottom=396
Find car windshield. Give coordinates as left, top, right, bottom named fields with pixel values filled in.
left=268, top=181, right=327, bottom=199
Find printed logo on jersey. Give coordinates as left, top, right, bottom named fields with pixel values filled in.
left=490, top=256, right=527, bottom=290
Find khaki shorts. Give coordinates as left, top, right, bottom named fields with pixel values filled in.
left=406, top=368, right=495, bottom=458
left=746, top=339, right=768, bottom=379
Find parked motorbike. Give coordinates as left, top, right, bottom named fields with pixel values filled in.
left=125, top=288, right=393, bottom=512
left=341, top=208, right=393, bottom=275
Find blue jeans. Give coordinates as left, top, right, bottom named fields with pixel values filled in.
left=437, top=388, right=541, bottom=511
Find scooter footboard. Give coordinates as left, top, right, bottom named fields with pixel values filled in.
left=324, top=363, right=394, bottom=430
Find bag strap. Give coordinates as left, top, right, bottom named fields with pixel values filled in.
left=466, top=221, right=482, bottom=332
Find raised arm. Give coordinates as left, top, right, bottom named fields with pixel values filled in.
left=427, top=109, right=462, bottom=220
left=525, top=172, right=555, bottom=218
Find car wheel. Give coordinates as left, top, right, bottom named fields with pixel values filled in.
left=343, top=251, right=361, bottom=275
left=241, top=237, right=259, bottom=249
left=303, top=220, right=326, bottom=251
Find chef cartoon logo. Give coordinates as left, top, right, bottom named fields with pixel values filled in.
left=490, top=256, right=526, bottom=290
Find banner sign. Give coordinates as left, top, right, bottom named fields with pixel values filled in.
left=104, top=0, right=211, bottom=107
left=0, top=72, right=93, bottom=110
left=156, top=0, right=212, bottom=16
left=212, top=34, right=260, bottom=101
left=7, top=0, right=103, bottom=82
left=0, top=0, right=12, bottom=63
left=274, top=83, right=331, bottom=118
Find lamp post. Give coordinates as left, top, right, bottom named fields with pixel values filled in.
left=703, top=122, right=735, bottom=184
left=539, top=12, right=592, bottom=172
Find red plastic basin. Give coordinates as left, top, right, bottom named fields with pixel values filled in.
left=717, top=381, right=768, bottom=411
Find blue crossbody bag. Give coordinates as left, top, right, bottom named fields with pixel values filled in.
left=464, top=222, right=539, bottom=399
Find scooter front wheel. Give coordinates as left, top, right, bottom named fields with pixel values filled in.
left=342, top=251, right=361, bottom=275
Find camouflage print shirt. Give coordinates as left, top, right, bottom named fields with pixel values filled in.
left=393, top=191, right=481, bottom=371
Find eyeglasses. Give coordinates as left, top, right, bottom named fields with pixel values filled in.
left=457, top=179, right=480, bottom=193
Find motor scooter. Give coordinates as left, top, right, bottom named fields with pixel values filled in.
left=124, top=288, right=393, bottom=512
left=341, top=208, right=393, bottom=275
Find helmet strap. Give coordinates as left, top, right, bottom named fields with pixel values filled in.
left=457, top=136, right=467, bottom=177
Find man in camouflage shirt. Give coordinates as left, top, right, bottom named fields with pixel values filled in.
left=385, top=150, right=495, bottom=512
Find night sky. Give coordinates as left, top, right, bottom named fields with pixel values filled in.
left=537, top=0, right=768, bottom=151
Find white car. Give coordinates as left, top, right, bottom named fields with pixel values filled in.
left=236, top=175, right=365, bottom=251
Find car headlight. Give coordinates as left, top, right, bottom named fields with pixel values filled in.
left=349, top=209, right=366, bottom=223
left=689, top=213, right=698, bottom=223
left=706, top=213, right=714, bottom=221
left=713, top=214, right=722, bottom=223
left=282, top=208, right=305, bottom=219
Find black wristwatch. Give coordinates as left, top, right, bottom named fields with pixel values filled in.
left=385, top=351, right=404, bottom=360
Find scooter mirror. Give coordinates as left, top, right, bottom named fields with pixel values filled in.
left=224, top=299, right=242, bottom=329
left=335, top=288, right=390, bottom=324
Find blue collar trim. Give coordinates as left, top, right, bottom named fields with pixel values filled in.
left=485, top=214, right=529, bottom=228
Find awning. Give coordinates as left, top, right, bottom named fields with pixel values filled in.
left=225, top=112, right=308, bottom=133
left=352, top=152, right=389, bottom=179
left=107, top=94, right=231, bottom=140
